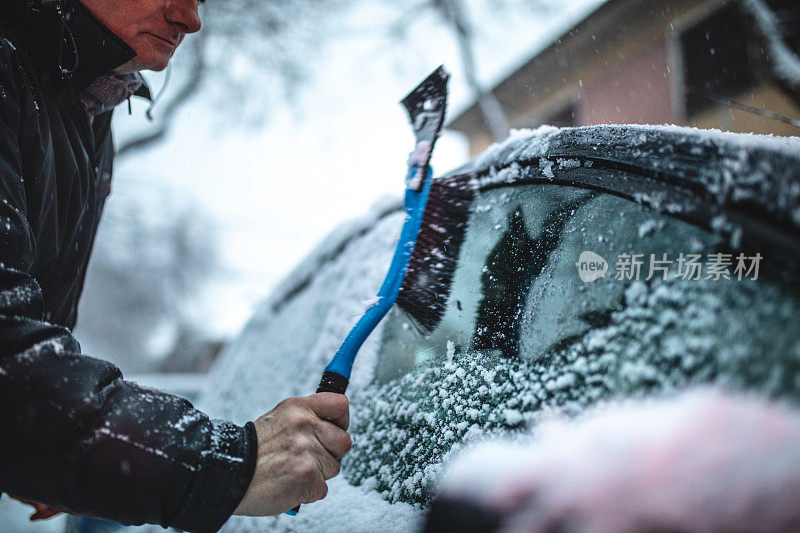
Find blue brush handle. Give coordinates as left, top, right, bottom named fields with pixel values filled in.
left=324, top=164, right=433, bottom=380
left=287, top=165, right=433, bottom=517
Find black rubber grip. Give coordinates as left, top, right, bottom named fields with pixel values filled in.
left=290, top=371, right=350, bottom=515
left=317, top=370, right=349, bottom=394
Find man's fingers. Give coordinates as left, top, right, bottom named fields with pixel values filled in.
left=307, top=393, right=349, bottom=430
left=313, top=443, right=341, bottom=480
left=314, top=419, right=353, bottom=460
left=298, top=462, right=329, bottom=503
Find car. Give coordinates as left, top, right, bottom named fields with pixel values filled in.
left=199, top=124, right=800, bottom=532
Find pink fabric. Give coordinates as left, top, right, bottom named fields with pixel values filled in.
left=79, top=72, right=144, bottom=116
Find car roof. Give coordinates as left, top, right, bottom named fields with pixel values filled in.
left=273, top=125, right=800, bottom=313
left=442, top=125, right=800, bottom=279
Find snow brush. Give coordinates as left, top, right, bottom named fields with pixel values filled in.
left=315, top=65, right=451, bottom=397
left=289, top=65, right=478, bottom=515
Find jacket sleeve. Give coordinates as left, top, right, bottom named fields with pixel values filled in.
left=0, top=41, right=257, bottom=532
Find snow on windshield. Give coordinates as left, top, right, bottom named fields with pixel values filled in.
left=344, top=274, right=800, bottom=507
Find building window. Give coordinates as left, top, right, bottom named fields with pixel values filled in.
left=541, top=103, right=579, bottom=128
left=679, top=3, right=759, bottom=117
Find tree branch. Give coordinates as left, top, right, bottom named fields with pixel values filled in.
left=744, top=0, right=800, bottom=87
left=434, top=0, right=509, bottom=141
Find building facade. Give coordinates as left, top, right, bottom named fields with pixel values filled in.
left=449, top=0, right=800, bottom=155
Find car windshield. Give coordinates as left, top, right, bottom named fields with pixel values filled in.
left=347, top=179, right=800, bottom=505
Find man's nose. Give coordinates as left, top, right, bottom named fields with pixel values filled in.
left=166, top=0, right=202, bottom=34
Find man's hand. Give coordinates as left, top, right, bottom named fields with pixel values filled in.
left=233, top=393, right=352, bottom=516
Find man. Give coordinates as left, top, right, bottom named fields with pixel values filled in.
left=0, top=0, right=351, bottom=531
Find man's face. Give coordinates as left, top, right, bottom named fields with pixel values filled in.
left=79, top=0, right=202, bottom=73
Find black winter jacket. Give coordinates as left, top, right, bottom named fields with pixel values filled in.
left=0, top=1, right=257, bottom=531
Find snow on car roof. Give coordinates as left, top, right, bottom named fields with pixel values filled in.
left=257, top=124, right=800, bottom=323
left=250, top=124, right=800, bottom=322
left=446, top=124, right=800, bottom=239
left=462, top=124, right=800, bottom=177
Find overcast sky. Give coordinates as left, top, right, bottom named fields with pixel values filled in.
left=107, top=0, right=605, bottom=340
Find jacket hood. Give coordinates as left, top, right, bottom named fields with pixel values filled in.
left=0, top=0, right=150, bottom=98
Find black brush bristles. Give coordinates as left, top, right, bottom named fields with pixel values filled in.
left=397, top=172, right=478, bottom=334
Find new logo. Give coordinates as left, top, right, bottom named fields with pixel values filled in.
left=576, top=251, right=608, bottom=282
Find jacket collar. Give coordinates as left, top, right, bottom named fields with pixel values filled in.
left=1, top=0, right=151, bottom=98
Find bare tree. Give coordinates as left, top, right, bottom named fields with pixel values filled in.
left=117, top=0, right=340, bottom=159
left=376, top=0, right=556, bottom=143
left=743, top=0, right=800, bottom=88
left=431, top=0, right=509, bottom=141
left=116, top=0, right=559, bottom=156
left=75, top=196, right=219, bottom=373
